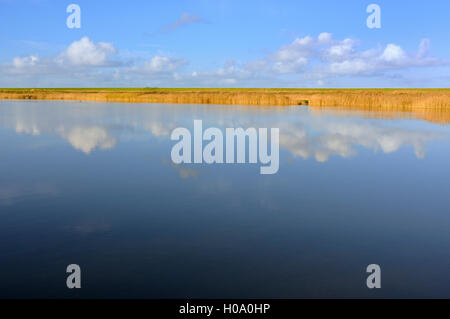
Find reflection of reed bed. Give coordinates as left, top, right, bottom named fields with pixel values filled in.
left=310, top=105, right=450, bottom=124
left=1, top=89, right=450, bottom=109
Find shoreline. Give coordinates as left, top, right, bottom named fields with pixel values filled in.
left=1, top=88, right=450, bottom=109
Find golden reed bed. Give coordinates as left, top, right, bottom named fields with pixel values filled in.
left=1, top=88, right=450, bottom=124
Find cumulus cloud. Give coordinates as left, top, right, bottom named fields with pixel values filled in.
left=244, top=35, right=320, bottom=75
left=0, top=33, right=447, bottom=87
left=381, top=44, right=406, bottom=63
left=322, top=37, right=442, bottom=76
left=321, top=38, right=358, bottom=62
left=13, top=55, right=39, bottom=68
left=3, top=54, right=50, bottom=76
left=2, top=37, right=119, bottom=75
left=174, top=60, right=255, bottom=87
left=0, top=37, right=186, bottom=86
left=243, top=33, right=445, bottom=79
left=56, top=37, right=117, bottom=67
left=141, top=56, right=187, bottom=73
left=270, top=36, right=315, bottom=74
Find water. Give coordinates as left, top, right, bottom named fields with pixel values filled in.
left=0, top=100, right=450, bottom=298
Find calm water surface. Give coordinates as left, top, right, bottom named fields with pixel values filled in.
left=0, top=100, right=450, bottom=298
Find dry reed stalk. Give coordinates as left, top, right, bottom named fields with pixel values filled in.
left=1, top=89, right=450, bottom=110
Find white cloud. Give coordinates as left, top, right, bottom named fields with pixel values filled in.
left=380, top=44, right=407, bottom=63
left=0, top=37, right=187, bottom=86
left=0, top=33, right=447, bottom=87
left=142, top=56, right=187, bottom=73
left=322, top=39, right=357, bottom=62
left=57, top=37, right=117, bottom=67
left=13, top=55, right=39, bottom=68
left=318, top=32, right=333, bottom=44
left=328, top=59, right=372, bottom=75
left=324, top=37, right=443, bottom=77
left=239, top=33, right=446, bottom=81
left=267, top=36, right=315, bottom=74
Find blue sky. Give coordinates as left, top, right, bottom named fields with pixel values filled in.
left=1, top=0, right=450, bottom=87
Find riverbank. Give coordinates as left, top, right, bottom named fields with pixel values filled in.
left=1, top=88, right=450, bottom=109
